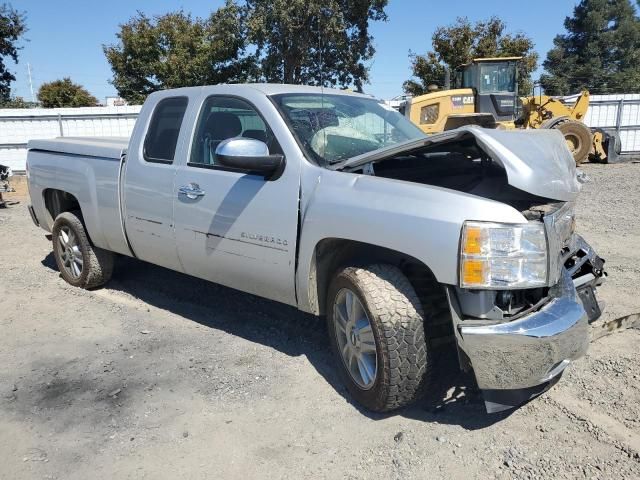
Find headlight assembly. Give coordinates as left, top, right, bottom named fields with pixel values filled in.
left=460, top=221, right=548, bottom=289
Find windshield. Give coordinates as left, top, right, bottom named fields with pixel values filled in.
left=272, top=93, right=425, bottom=166
left=478, top=62, right=516, bottom=94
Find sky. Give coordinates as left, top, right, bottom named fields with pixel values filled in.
left=9, top=0, right=584, bottom=103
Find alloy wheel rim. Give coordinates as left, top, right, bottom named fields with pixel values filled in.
left=333, top=288, right=378, bottom=390
left=58, top=226, right=83, bottom=279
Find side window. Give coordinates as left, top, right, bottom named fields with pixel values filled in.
left=189, top=96, right=280, bottom=166
left=144, top=97, right=188, bottom=163
left=420, top=104, right=439, bottom=125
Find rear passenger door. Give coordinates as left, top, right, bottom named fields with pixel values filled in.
left=172, top=94, right=300, bottom=305
left=123, top=95, right=189, bottom=272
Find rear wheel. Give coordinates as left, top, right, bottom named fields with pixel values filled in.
left=554, top=120, right=592, bottom=165
left=326, top=264, right=431, bottom=412
left=51, top=211, right=114, bottom=289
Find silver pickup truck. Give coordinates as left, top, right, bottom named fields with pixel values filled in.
left=26, top=84, right=605, bottom=413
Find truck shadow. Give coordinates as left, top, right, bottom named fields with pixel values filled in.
left=41, top=252, right=512, bottom=430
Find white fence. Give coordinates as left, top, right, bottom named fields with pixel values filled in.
left=0, top=105, right=141, bottom=172
left=563, top=93, right=640, bottom=157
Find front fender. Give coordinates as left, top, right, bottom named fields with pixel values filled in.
left=295, top=167, right=526, bottom=313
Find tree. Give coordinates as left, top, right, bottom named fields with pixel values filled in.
left=403, top=17, right=538, bottom=96
left=105, top=1, right=388, bottom=99
left=0, top=3, right=27, bottom=102
left=245, top=0, right=388, bottom=92
left=37, top=78, right=98, bottom=108
left=104, top=2, right=254, bottom=104
left=0, top=95, right=36, bottom=108
left=540, top=0, right=640, bottom=95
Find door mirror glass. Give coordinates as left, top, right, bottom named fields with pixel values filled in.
left=215, top=138, right=284, bottom=176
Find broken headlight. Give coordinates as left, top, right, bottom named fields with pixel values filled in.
left=460, top=221, right=547, bottom=289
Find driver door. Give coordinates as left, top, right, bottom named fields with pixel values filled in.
left=172, top=95, right=299, bottom=305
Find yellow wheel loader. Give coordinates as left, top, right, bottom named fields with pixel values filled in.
left=402, top=58, right=620, bottom=164
left=518, top=89, right=613, bottom=164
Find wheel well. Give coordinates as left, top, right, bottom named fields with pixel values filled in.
left=308, top=238, right=441, bottom=316
left=43, top=189, right=81, bottom=222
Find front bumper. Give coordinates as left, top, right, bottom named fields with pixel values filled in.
left=455, top=269, right=588, bottom=412
left=450, top=236, right=605, bottom=413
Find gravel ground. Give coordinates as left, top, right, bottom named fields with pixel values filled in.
left=1, top=164, right=639, bottom=480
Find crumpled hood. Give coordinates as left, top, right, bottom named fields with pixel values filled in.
left=465, top=127, right=580, bottom=202
left=338, top=126, right=581, bottom=202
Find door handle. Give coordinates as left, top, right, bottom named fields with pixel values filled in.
left=178, top=183, right=206, bottom=199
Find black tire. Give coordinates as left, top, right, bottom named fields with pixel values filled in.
left=326, top=264, right=431, bottom=412
left=51, top=210, right=114, bottom=289
left=553, top=120, right=592, bottom=165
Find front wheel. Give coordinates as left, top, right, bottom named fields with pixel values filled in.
left=51, top=210, right=114, bottom=289
left=326, top=264, right=431, bottom=412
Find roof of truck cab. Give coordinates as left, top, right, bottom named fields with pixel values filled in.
left=156, top=83, right=375, bottom=98
left=244, top=83, right=373, bottom=97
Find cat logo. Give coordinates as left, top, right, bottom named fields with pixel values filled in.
left=451, top=95, right=474, bottom=108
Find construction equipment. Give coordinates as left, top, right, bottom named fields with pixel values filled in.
left=518, top=90, right=619, bottom=163
left=402, top=57, right=620, bottom=164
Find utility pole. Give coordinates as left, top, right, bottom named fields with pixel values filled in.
left=27, top=63, right=35, bottom=102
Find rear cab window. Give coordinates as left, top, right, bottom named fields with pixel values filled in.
left=144, top=97, right=188, bottom=163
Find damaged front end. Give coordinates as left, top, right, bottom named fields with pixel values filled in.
left=335, top=126, right=606, bottom=413
left=447, top=201, right=606, bottom=413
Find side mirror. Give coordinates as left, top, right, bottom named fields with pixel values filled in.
left=215, top=138, right=284, bottom=178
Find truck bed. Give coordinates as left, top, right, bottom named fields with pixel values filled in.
left=27, top=136, right=131, bottom=257
left=28, top=137, right=129, bottom=160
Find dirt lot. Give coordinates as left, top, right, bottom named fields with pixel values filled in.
left=1, top=165, right=639, bottom=479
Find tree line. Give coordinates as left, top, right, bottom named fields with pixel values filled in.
left=103, top=0, right=388, bottom=104
left=404, top=0, right=640, bottom=96
left=0, top=0, right=638, bottom=108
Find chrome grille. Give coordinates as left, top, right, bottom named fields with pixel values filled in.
left=543, top=202, right=576, bottom=286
